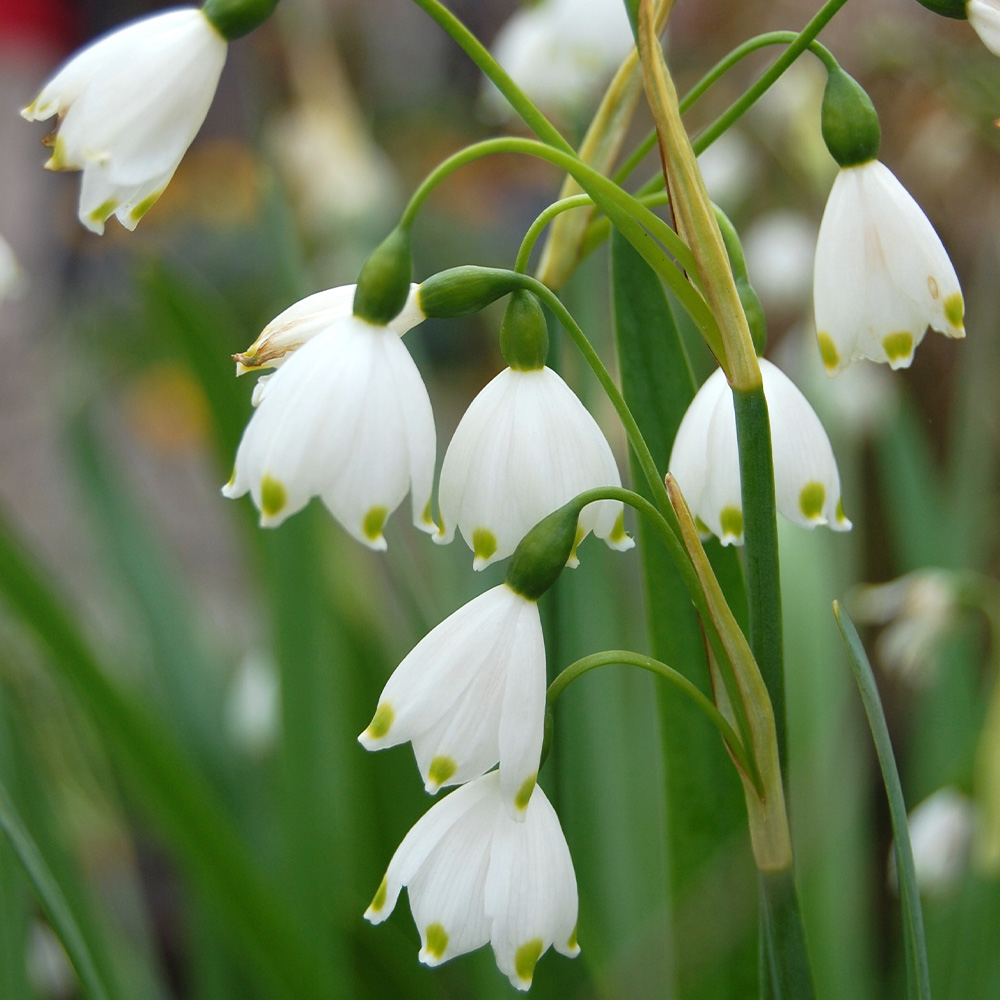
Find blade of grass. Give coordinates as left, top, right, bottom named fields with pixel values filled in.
left=0, top=777, right=112, bottom=1000
left=0, top=513, right=337, bottom=1000
left=834, top=602, right=932, bottom=1000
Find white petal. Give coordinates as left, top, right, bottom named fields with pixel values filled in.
left=485, top=784, right=579, bottom=990
left=969, top=0, right=1000, bottom=57
left=813, top=161, right=963, bottom=376
left=438, top=367, right=626, bottom=569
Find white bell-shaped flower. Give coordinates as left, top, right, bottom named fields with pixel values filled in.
left=223, top=305, right=436, bottom=548
left=969, top=0, right=1000, bottom=56
left=436, top=367, right=633, bottom=570
left=359, top=583, right=545, bottom=820
left=813, top=159, right=964, bottom=376
left=21, top=8, right=227, bottom=234
left=669, top=359, right=851, bottom=546
left=365, top=772, right=579, bottom=991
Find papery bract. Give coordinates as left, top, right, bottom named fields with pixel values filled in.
left=365, top=772, right=579, bottom=991
left=22, top=7, right=227, bottom=234
left=359, top=583, right=545, bottom=820
left=813, top=160, right=964, bottom=375
left=436, top=366, right=632, bottom=570
left=669, top=359, right=850, bottom=545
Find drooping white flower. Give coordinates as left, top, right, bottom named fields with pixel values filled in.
left=969, top=0, right=1000, bottom=55
left=359, top=583, right=545, bottom=819
left=668, top=358, right=850, bottom=545
left=813, top=159, right=964, bottom=376
left=365, top=771, right=579, bottom=991
left=21, top=8, right=227, bottom=234
left=482, top=0, right=635, bottom=121
left=223, top=302, right=436, bottom=548
left=436, top=366, right=632, bottom=570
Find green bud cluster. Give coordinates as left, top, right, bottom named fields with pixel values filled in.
left=505, top=502, right=582, bottom=600
left=202, top=0, right=278, bottom=40
left=417, top=266, right=521, bottom=319
left=353, top=228, right=413, bottom=326
left=499, top=291, right=548, bottom=371
left=821, top=68, right=881, bottom=168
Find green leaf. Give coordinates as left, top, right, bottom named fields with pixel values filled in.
left=610, top=230, right=756, bottom=997
left=0, top=778, right=112, bottom=1000
left=834, top=602, right=932, bottom=1000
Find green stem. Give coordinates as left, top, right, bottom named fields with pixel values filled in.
left=398, top=136, right=720, bottom=354
left=547, top=650, right=754, bottom=780
left=733, top=386, right=786, bottom=772
left=758, top=869, right=817, bottom=999
left=407, top=0, right=574, bottom=155
left=516, top=191, right=671, bottom=274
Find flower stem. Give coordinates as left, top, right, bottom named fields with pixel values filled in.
left=734, top=386, right=786, bottom=771
left=406, top=0, right=574, bottom=155
left=547, top=650, right=755, bottom=782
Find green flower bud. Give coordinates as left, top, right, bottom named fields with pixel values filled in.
left=499, top=291, right=548, bottom=371
left=417, top=266, right=521, bottom=319
left=201, top=0, right=278, bottom=40
left=353, top=228, right=413, bottom=326
left=821, top=68, right=881, bottom=168
left=912, top=0, right=966, bottom=18
left=505, top=501, right=581, bottom=601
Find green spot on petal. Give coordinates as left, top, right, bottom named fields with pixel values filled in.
left=260, top=475, right=287, bottom=518
left=609, top=509, right=627, bottom=543
left=799, top=481, right=826, bottom=521
left=421, top=500, right=434, bottom=526
left=130, top=190, right=162, bottom=222
left=694, top=516, right=712, bottom=537
left=88, top=198, right=118, bottom=225
left=428, top=756, right=457, bottom=787
left=472, top=527, right=497, bottom=563
left=225, top=468, right=236, bottom=489
left=817, top=331, right=840, bottom=371
left=515, top=938, right=544, bottom=982
left=944, top=292, right=964, bottom=329
left=425, top=923, right=448, bottom=960
left=567, top=924, right=578, bottom=950
left=836, top=497, right=848, bottom=524
left=719, top=506, right=743, bottom=540
left=568, top=523, right=586, bottom=564
left=514, top=773, right=537, bottom=811
left=882, top=331, right=913, bottom=364
left=369, top=876, right=388, bottom=913
left=46, top=135, right=69, bottom=171
left=366, top=703, right=394, bottom=740
left=363, top=505, right=388, bottom=543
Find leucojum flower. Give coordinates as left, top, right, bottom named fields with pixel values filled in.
left=223, top=283, right=437, bottom=548
left=668, top=359, right=850, bottom=545
left=21, top=7, right=228, bottom=233
left=365, top=771, right=580, bottom=991
left=813, top=67, right=964, bottom=375
left=436, top=291, right=633, bottom=569
left=359, top=583, right=546, bottom=819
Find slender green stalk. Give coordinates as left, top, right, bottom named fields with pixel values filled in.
left=516, top=191, right=670, bottom=274
left=614, top=33, right=837, bottom=186
left=547, top=650, right=754, bottom=780
left=0, top=781, right=112, bottom=1000
left=758, top=870, right=817, bottom=999
left=734, top=386, right=786, bottom=770
left=834, top=603, right=931, bottom=1000
left=399, top=136, right=721, bottom=354
left=407, top=0, right=574, bottom=154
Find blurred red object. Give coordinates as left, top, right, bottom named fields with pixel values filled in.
left=0, top=0, right=79, bottom=53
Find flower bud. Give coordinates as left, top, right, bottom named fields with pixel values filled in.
left=821, top=68, right=881, bottom=168
left=505, top=501, right=582, bottom=600
left=417, top=266, right=521, bottom=319
left=201, top=0, right=278, bottom=40
left=912, top=0, right=966, bottom=17
left=499, top=291, right=548, bottom=371
left=353, top=227, right=414, bottom=326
